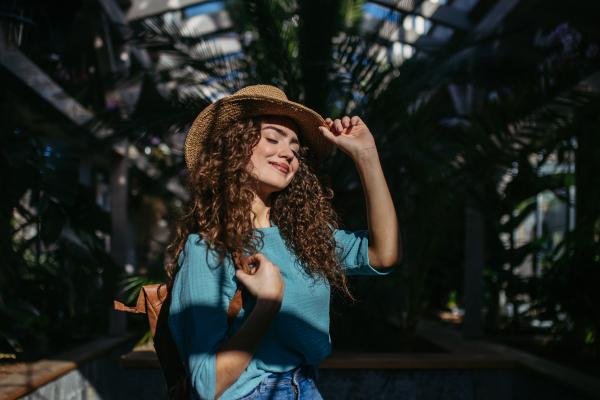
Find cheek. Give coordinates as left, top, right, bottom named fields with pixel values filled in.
left=253, top=139, right=277, bottom=157
left=288, top=160, right=300, bottom=179
left=247, top=151, right=264, bottom=177
left=248, top=142, right=267, bottom=170
left=247, top=153, right=258, bottom=172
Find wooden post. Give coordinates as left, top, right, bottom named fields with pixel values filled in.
left=463, top=196, right=484, bottom=339
left=109, top=150, right=129, bottom=335
left=448, top=83, right=486, bottom=339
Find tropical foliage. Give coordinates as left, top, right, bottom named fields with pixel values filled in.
left=120, top=1, right=600, bottom=355
left=0, top=99, right=120, bottom=358
left=1, top=0, right=599, bottom=361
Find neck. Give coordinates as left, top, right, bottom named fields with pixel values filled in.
left=251, top=191, right=272, bottom=228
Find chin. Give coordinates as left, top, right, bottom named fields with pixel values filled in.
left=258, top=179, right=290, bottom=195
left=267, top=182, right=290, bottom=193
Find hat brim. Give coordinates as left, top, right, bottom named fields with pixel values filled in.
left=185, top=95, right=332, bottom=171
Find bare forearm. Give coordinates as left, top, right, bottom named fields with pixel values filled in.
left=319, top=116, right=401, bottom=267
left=214, top=300, right=279, bottom=399
left=353, top=148, right=402, bottom=267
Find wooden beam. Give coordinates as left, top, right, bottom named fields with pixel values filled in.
left=0, top=44, right=94, bottom=128
left=0, top=44, right=186, bottom=198
left=473, top=0, right=521, bottom=38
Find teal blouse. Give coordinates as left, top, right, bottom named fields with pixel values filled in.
left=168, top=227, right=394, bottom=400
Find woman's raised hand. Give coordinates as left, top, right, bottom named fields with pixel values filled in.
left=235, top=254, right=285, bottom=308
left=319, top=116, right=377, bottom=160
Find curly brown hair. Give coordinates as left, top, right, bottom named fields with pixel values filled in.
left=165, top=117, right=351, bottom=295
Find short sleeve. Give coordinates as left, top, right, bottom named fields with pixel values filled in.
left=334, top=229, right=395, bottom=276
left=168, top=235, right=238, bottom=400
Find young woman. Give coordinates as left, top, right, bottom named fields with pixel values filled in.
left=167, top=85, right=402, bottom=400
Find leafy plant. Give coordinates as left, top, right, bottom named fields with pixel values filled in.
left=0, top=89, right=120, bottom=358
left=116, top=0, right=499, bottom=343
left=13, top=1, right=594, bottom=358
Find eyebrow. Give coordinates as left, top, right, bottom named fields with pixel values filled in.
left=263, top=125, right=300, bottom=145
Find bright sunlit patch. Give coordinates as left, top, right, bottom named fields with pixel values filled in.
left=363, top=3, right=400, bottom=21
left=415, top=16, right=425, bottom=34
left=184, top=1, right=225, bottom=18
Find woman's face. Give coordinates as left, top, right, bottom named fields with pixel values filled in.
left=249, top=116, right=300, bottom=198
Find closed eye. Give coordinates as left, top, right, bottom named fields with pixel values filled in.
left=266, top=137, right=298, bottom=158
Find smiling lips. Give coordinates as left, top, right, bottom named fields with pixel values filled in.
left=268, top=161, right=289, bottom=174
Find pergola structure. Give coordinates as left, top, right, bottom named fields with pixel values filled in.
left=3, top=0, right=595, bottom=339
left=119, top=0, right=528, bottom=339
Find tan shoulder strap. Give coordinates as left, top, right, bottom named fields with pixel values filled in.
left=114, top=253, right=251, bottom=327
left=113, top=282, right=161, bottom=314
left=227, top=252, right=251, bottom=326
left=112, top=252, right=251, bottom=400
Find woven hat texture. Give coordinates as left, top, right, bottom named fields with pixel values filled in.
left=184, top=85, right=331, bottom=170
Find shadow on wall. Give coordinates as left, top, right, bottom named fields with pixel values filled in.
left=317, top=369, right=595, bottom=400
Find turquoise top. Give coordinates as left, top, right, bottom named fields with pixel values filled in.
left=169, top=227, right=394, bottom=400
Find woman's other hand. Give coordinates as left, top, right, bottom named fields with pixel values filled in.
left=319, top=116, right=377, bottom=161
left=235, top=254, right=285, bottom=309
left=215, top=254, right=286, bottom=399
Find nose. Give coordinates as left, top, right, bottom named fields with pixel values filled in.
left=278, top=145, right=294, bottom=161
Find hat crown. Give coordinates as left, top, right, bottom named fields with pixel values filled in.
left=233, top=85, right=288, bottom=101
left=185, top=84, right=331, bottom=170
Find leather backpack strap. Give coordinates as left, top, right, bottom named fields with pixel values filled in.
left=227, top=252, right=251, bottom=326
left=143, top=284, right=169, bottom=337
left=115, top=254, right=249, bottom=327
left=114, top=301, right=142, bottom=313
left=112, top=253, right=250, bottom=400
left=113, top=283, right=156, bottom=314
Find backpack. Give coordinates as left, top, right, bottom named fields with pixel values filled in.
left=114, top=252, right=250, bottom=400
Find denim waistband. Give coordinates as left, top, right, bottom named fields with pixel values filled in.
left=262, top=365, right=314, bottom=387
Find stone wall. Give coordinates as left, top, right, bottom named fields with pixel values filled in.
left=16, top=342, right=593, bottom=400
left=18, top=340, right=168, bottom=400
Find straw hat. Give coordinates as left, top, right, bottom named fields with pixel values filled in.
left=184, top=85, right=332, bottom=170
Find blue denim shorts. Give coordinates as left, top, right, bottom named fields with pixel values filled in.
left=238, top=365, right=323, bottom=400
